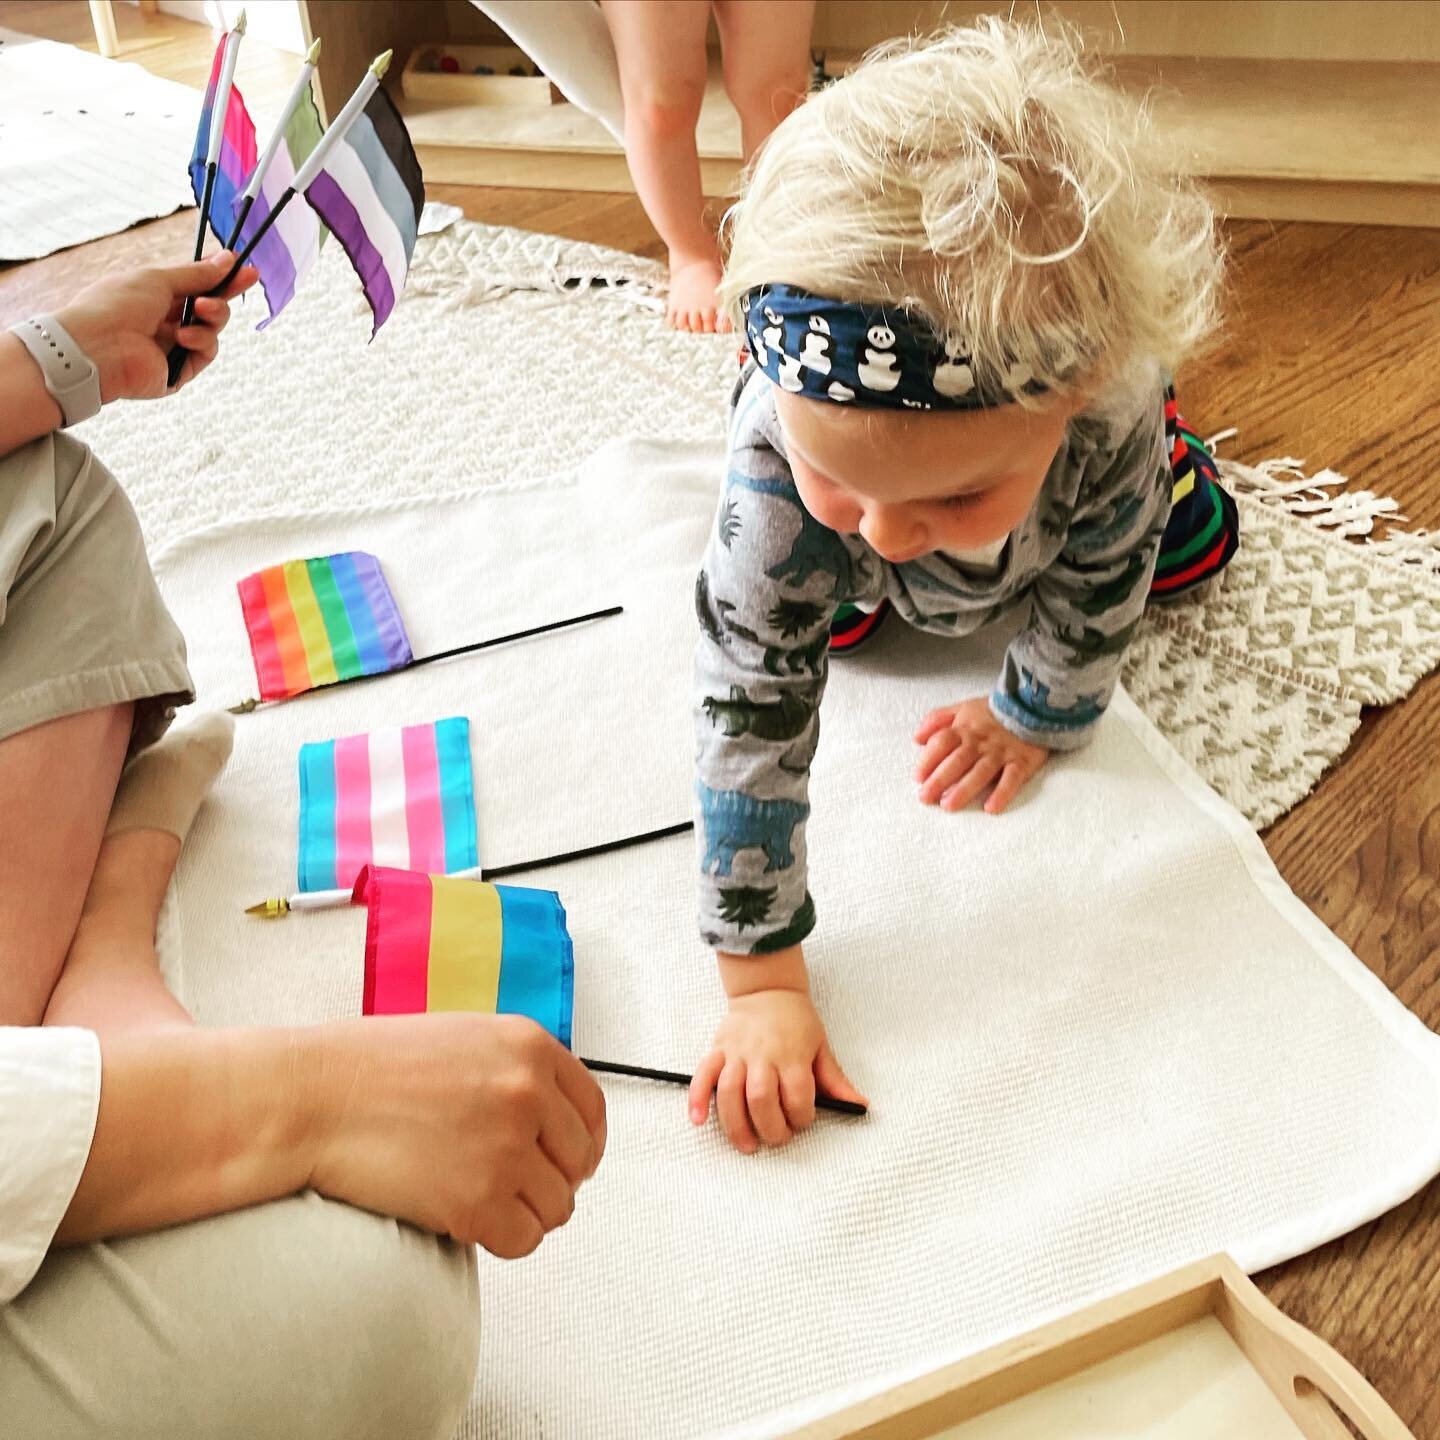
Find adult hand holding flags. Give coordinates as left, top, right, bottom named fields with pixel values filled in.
left=167, top=42, right=424, bottom=382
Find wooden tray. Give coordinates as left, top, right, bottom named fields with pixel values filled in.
left=401, top=44, right=557, bottom=107
left=778, top=1255, right=1412, bottom=1439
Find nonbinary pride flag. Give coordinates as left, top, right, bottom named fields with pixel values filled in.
left=354, top=866, right=574, bottom=1046
left=189, top=35, right=258, bottom=247
left=298, top=718, right=478, bottom=893
left=301, top=85, right=423, bottom=335
left=237, top=551, right=411, bottom=702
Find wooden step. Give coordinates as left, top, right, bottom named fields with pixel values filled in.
left=404, top=53, right=1440, bottom=227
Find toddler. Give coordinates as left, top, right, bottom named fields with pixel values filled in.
left=601, top=0, right=815, bottom=332
left=688, top=21, right=1239, bottom=1152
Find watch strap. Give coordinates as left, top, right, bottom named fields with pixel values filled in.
left=7, top=315, right=102, bottom=428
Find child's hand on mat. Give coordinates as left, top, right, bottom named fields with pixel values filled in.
left=307, top=1013, right=606, bottom=1259
left=914, top=697, right=1049, bottom=814
left=57, top=250, right=259, bottom=402
left=690, top=946, right=867, bottom=1153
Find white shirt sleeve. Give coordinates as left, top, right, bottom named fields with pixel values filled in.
left=0, top=1027, right=101, bottom=1304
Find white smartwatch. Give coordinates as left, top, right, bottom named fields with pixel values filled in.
left=7, top=315, right=102, bottom=428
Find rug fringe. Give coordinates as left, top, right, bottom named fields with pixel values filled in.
left=411, top=228, right=667, bottom=315
left=1206, top=435, right=1440, bottom=572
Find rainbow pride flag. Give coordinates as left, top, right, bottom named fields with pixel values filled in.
left=355, top=866, right=574, bottom=1046
left=229, top=83, right=326, bottom=328
left=188, top=35, right=258, bottom=248
left=301, top=85, right=423, bottom=335
left=298, top=718, right=478, bottom=894
left=237, top=551, right=412, bottom=703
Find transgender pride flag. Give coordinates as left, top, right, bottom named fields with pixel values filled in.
left=301, top=85, right=423, bottom=335
left=297, top=718, right=479, bottom=894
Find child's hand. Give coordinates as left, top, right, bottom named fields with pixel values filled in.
left=56, top=251, right=259, bottom=401
left=914, top=697, right=1049, bottom=814
left=691, top=947, right=867, bottom=1154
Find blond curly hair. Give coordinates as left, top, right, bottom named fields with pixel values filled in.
left=720, top=19, right=1222, bottom=404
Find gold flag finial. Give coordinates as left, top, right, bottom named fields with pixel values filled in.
left=245, top=898, right=292, bottom=918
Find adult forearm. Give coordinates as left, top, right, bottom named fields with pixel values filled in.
left=55, top=1025, right=324, bottom=1245
left=0, top=333, right=63, bottom=456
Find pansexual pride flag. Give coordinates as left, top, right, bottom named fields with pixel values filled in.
left=230, top=87, right=326, bottom=328
left=298, top=718, right=478, bottom=894
left=189, top=36, right=258, bottom=248
left=237, top=551, right=411, bottom=703
left=302, top=86, right=423, bottom=335
left=355, top=866, right=574, bottom=1046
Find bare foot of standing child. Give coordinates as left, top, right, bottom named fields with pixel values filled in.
left=667, top=247, right=726, bottom=332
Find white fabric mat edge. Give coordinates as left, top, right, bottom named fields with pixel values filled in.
left=149, top=484, right=1440, bottom=1281
left=149, top=477, right=1440, bottom=1440
left=1109, top=687, right=1440, bottom=1267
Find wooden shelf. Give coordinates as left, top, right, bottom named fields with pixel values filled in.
left=402, top=53, right=1440, bottom=225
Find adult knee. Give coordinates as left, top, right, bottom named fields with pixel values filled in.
left=274, top=1195, right=481, bottom=1440
left=0, top=1192, right=480, bottom=1440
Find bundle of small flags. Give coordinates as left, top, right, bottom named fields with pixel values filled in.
left=178, top=16, right=422, bottom=350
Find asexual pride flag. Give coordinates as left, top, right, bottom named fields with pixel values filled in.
left=298, top=718, right=478, bottom=894
left=301, top=85, right=423, bottom=334
left=354, top=866, right=574, bottom=1046
left=237, top=551, right=411, bottom=702
left=189, top=36, right=257, bottom=247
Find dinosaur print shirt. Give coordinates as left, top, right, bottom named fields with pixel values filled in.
left=694, top=364, right=1172, bottom=955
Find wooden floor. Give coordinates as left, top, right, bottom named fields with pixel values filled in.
left=3, top=3, right=1439, bottom=1433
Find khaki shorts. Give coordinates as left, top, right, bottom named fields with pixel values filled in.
left=0, top=432, right=192, bottom=752
left=0, top=1190, right=480, bottom=1440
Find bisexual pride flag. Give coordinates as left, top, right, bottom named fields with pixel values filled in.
left=230, top=83, right=327, bottom=328
left=301, top=85, right=423, bottom=335
left=189, top=36, right=258, bottom=248
left=298, top=718, right=478, bottom=894
left=237, top=551, right=411, bottom=703
left=354, top=866, right=574, bottom=1046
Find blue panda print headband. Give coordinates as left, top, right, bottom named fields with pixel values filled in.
left=741, top=283, right=1055, bottom=411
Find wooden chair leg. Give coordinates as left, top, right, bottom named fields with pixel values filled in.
left=88, top=0, right=119, bottom=56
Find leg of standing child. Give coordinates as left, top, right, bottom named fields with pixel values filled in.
left=601, top=0, right=726, bottom=333
left=713, top=0, right=815, bottom=162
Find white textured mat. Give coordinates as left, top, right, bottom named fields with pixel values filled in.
left=0, top=26, right=197, bottom=260
left=152, top=437, right=1440, bottom=1440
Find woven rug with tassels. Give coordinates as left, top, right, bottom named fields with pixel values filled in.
left=75, top=208, right=1440, bottom=829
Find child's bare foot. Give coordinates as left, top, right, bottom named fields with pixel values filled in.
left=667, top=248, right=729, bottom=333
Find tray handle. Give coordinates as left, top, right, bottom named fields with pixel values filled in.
left=1218, top=1268, right=1413, bottom=1440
